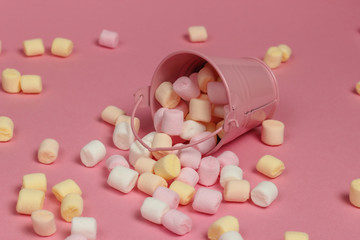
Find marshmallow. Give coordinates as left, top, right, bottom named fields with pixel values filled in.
left=220, top=165, right=243, bottom=187
left=80, top=140, right=106, bottom=167
left=115, top=115, right=140, bottom=133
left=155, top=81, right=180, bottom=108
left=154, top=154, right=181, bottom=180
left=134, top=156, right=156, bottom=174
left=212, top=104, right=225, bottom=119
left=224, top=180, right=250, bottom=202
left=137, top=172, right=168, bottom=195
left=216, top=120, right=225, bottom=139
left=198, top=156, right=220, bottom=186
left=51, top=37, right=73, bottom=57
left=99, top=29, right=119, bottom=48
left=65, top=234, right=88, bottom=240
left=256, top=155, right=285, bottom=178
left=52, top=179, right=82, bottom=202
left=169, top=180, right=195, bottom=205
left=129, top=140, right=152, bottom=166
left=178, top=147, right=202, bottom=169
left=107, top=166, right=139, bottom=193
left=251, top=181, right=278, bottom=207
left=1, top=68, right=21, bottom=93
left=278, top=44, right=292, bottom=62
left=261, top=119, right=285, bottom=146
left=219, top=231, right=244, bottom=240
left=350, top=178, right=360, bottom=207
left=61, top=193, right=83, bottom=222
left=161, top=109, right=184, bottom=135
left=217, top=151, right=239, bottom=169
left=175, top=167, right=199, bottom=187
left=207, top=82, right=228, bottom=105
left=356, top=81, right=360, bottom=95
left=188, top=26, right=208, bottom=42
left=71, top=217, right=97, bottom=240
left=284, top=231, right=309, bottom=240
left=174, top=100, right=189, bottom=117
left=101, top=105, right=125, bottom=125
left=208, top=215, right=239, bottom=240
left=22, top=173, right=47, bottom=192
left=0, top=116, right=14, bottom=142
left=106, top=154, right=129, bottom=171
left=0, top=40, right=2, bottom=54
left=197, top=64, right=216, bottom=92
left=264, top=46, right=282, bottom=69
left=23, top=38, right=45, bottom=56
left=162, top=209, right=192, bottom=235
left=153, top=107, right=166, bottom=131
left=113, top=122, right=135, bottom=150
left=181, top=120, right=206, bottom=140
left=20, top=75, right=42, bottom=93
left=173, top=76, right=201, bottom=101
left=142, top=131, right=157, bottom=143
left=188, top=97, right=212, bottom=122
left=152, top=132, right=172, bottom=160
left=38, top=138, right=59, bottom=164
left=204, top=121, right=216, bottom=132
left=141, top=197, right=170, bottom=224
left=16, top=188, right=45, bottom=215
left=190, top=131, right=216, bottom=154
left=192, top=187, right=222, bottom=214
left=31, top=209, right=56, bottom=236
left=152, top=186, right=180, bottom=209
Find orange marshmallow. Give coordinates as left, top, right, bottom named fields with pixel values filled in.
left=155, top=81, right=180, bottom=108
left=151, top=133, right=172, bottom=160
left=261, top=119, right=285, bottom=146
left=38, top=138, right=59, bottom=164
left=115, top=115, right=140, bottom=133
left=197, top=64, right=216, bottom=93
left=137, top=172, right=168, bottom=196
left=134, top=157, right=156, bottom=174
left=224, top=180, right=250, bottom=202
left=101, top=105, right=125, bottom=125
left=188, top=98, right=212, bottom=123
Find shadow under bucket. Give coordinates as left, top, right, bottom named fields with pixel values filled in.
left=132, top=50, right=279, bottom=155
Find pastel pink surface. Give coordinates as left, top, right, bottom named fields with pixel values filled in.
left=1, top=1, right=360, bottom=240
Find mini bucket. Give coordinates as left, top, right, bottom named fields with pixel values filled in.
left=132, top=50, right=279, bottom=155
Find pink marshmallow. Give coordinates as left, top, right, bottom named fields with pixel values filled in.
left=190, top=131, right=217, bottom=154
left=106, top=155, right=129, bottom=171
left=161, top=209, right=192, bottom=236
left=207, top=82, right=228, bottom=104
left=153, top=108, right=166, bottom=132
left=189, top=72, right=198, bottom=83
left=161, top=109, right=184, bottom=136
left=65, top=234, right=87, bottom=240
left=152, top=186, right=180, bottom=209
left=173, top=100, right=189, bottom=117
left=192, top=187, right=222, bottom=214
left=197, top=156, right=220, bottom=186
left=178, top=147, right=202, bottom=169
left=173, top=76, right=200, bottom=101
left=175, top=167, right=199, bottom=187
left=217, top=151, right=239, bottom=169
left=98, top=29, right=119, bottom=49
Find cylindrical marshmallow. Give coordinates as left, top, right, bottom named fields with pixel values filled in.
left=113, top=122, right=135, bottom=150
left=137, top=172, right=168, bottom=196
left=207, top=82, right=228, bottom=105
left=197, top=64, right=216, bottom=92
left=284, top=231, right=309, bottom=240
left=208, top=215, right=239, bottom=240
left=0, top=116, right=14, bottom=142
left=140, top=197, right=170, bottom=224
left=107, top=166, right=139, bottom=193
left=99, top=29, right=120, bottom=48
left=155, top=81, right=181, bottom=108
left=61, top=193, right=83, bottom=222
left=198, top=156, right=220, bottom=186
left=52, top=179, right=82, bottom=202
left=80, top=140, right=106, bottom=167
left=278, top=44, right=292, bottom=62
left=154, top=154, right=181, bottom=180
left=350, top=178, right=360, bottom=207
left=212, top=104, right=226, bottom=119
left=220, top=165, right=243, bottom=187
left=219, top=231, right=244, bottom=240
left=188, top=26, right=208, bottom=42
left=65, top=234, right=88, bottom=240
left=101, top=105, right=125, bottom=125
left=71, top=217, right=97, bottom=240
left=180, top=120, right=206, bottom=140
left=22, top=173, right=47, bottom=192
left=224, top=180, right=250, bottom=202
left=20, top=75, right=42, bottom=93
left=256, top=155, right=285, bottom=178
left=251, top=181, right=278, bottom=207
left=356, top=81, right=360, bottom=95
left=152, top=133, right=172, bottom=160
left=134, top=156, right=156, bottom=174
left=190, top=131, right=216, bottom=155
left=261, top=119, right=285, bottom=146
left=178, top=147, right=202, bottom=169
left=2, top=68, right=21, bottom=93
left=169, top=180, right=195, bottom=205
left=161, top=109, right=184, bottom=135
left=263, top=46, right=282, bottom=69
left=16, top=188, right=45, bottom=215
left=217, top=151, right=239, bottom=169
left=31, top=209, right=56, bottom=236
left=37, top=138, right=59, bottom=164
left=188, top=98, right=212, bottom=123
left=115, top=115, right=140, bottom=133
left=106, top=154, right=129, bottom=171
left=162, top=209, right=192, bottom=235
left=152, top=186, right=180, bottom=209
left=23, top=38, right=45, bottom=56
left=129, top=140, right=152, bottom=166
left=51, top=37, right=74, bottom=57
left=192, top=187, right=222, bottom=214
left=175, top=167, right=199, bottom=187
left=173, top=76, right=201, bottom=101
left=153, top=107, right=166, bottom=132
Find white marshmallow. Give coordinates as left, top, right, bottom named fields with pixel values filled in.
left=251, top=181, right=278, bottom=207
left=80, top=140, right=106, bottom=167
left=219, top=231, right=244, bottom=240
left=107, top=166, right=139, bottom=193
left=180, top=120, right=206, bottom=140
left=113, top=122, right=135, bottom=150
left=129, top=140, right=152, bottom=167
left=219, top=165, right=243, bottom=187
left=71, top=217, right=97, bottom=240
left=140, top=197, right=170, bottom=224
left=142, top=131, right=157, bottom=143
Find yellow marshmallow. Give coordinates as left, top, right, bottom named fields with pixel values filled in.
left=155, top=81, right=180, bottom=108
left=31, top=209, right=56, bottom=236
left=61, top=193, right=83, bottom=222
left=20, top=75, right=42, bottom=93
left=38, top=138, right=59, bottom=164
left=151, top=133, right=172, bottom=160
left=134, top=157, right=156, bottom=174
left=188, top=26, right=208, bottom=42
left=16, top=188, right=45, bottom=215
left=52, top=179, right=82, bottom=202
left=284, top=231, right=309, bottom=240
left=256, top=155, right=285, bottom=178
left=154, top=154, right=181, bottom=180
left=2, top=68, right=21, bottom=93
left=137, top=172, right=168, bottom=195
left=101, top=105, right=125, bottom=125
left=51, top=37, right=73, bottom=57
left=224, top=180, right=250, bottom=202
left=278, top=44, right=292, bottom=62
left=115, top=115, right=140, bottom=133
left=207, top=215, right=239, bottom=240
left=23, top=38, right=45, bottom=56
left=169, top=180, right=195, bottom=205
left=263, top=46, right=282, bottom=69
left=22, top=173, right=47, bottom=192
left=0, top=116, right=14, bottom=142
left=349, top=178, right=360, bottom=207
left=355, top=81, right=360, bottom=95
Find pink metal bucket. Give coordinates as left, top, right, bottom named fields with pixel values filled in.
left=131, top=50, right=279, bottom=155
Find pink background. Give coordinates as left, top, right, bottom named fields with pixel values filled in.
left=1, top=0, right=360, bottom=239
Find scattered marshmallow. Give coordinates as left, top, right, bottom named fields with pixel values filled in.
left=52, top=179, right=82, bottom=202
left=175, top=167, right=199, bottom=187
left=101, top=105, right=125, bottom=125
left=278, top=44, right=292, bottom=62
left=151, top=132, right=172, bottom=160
left=71, top=217, right=97, bottom=240
left=192, top=187, right=222, bottom=214
left=22, top=173, right=47, bottom=192
left=197, top=156, right=220, bottom=186
left=284, top=231, right=309, bottom=240
left=256, top=155, right=285, bottom=178
left=20, top=75, right=42, bottom=93
left=181, top=120, right=206, bottom=140
left=134, top=156, right=156, bottom=174
left=178, top=147, right=202, bottom=169
left=350, top=178, right=360, bottom=207
left=162, top=209, right=192, bottom=235
left=1, top=68, right=21, bottom=93
left=219, top=165, right=243, bottom=187
left=16, top=188, right=45, bottom=215
left=51, top=37, right=74, bottom=57
left=188, top=26, right=208, bottom=42
left=152, top=186, right=180, bottom=209
left=161, top=109, right=184, bottom=135
left=219, top=231, right=244, bottom=240
left=107, top=166, right=139, bottom=193
left=224, top=180, right=250, bottom=202
left=155, top=81, right=180, bottom=108
left=154, top=154, right=181, bottom=180
left=263, top=46, right=282, bottom=69
left=169, top=180, right=195, bottom=205
left=99, top=29, right=119, bottom=49
left=23, top=38, right=45, bottom=56
left=356, top=81, right=360, bottom=95
left=217, top=151, right=239, bottom=169
left=251, top=181, right=278, bottom=207
left=137, top=172, right=168, bottom=196
left=37, top=138, right=59, bottom=164
left=190, top=131, right=217, bottom=154
left=173, top=76, right=200, bottom=101
left=208, top=215, right=239, bottom=240
left=31, top=209, right=56, bottom=236
left=261, top=119, right=285, bottom=146
left=61, top=193, right=83, bottom=222
left=106, top=154, right=129, bottom=171
left=188, top=97, right=212, bottom=122
left=80, top=140, right=106, bottom=167
left=113, top=121, right=135, bottom=150
left=140, top=197, right=170, bottom=224
left=207, top=82, right=228, bottom=104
